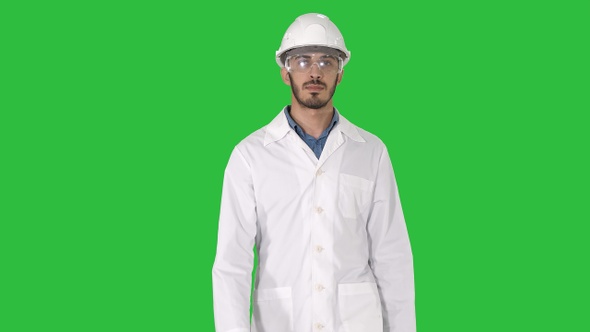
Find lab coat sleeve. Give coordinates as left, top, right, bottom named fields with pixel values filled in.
left=367, top=147, right=416, bottom=332
left=212, top=147, right=257, bottom=332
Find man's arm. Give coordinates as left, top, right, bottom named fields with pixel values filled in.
left=367, top=147, right=416, bottom=332
left=212, top=147, right=257, bottom=332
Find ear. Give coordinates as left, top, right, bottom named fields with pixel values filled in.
left=336, top=69, right=344, bottom=85
left=280, top=67, right=291, bottom=86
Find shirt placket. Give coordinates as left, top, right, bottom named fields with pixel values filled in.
left=310, top=164, right=335, bottom=331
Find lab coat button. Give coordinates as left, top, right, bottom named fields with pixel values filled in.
left=315, top=323, right=325, bottom=330
left=315, top=245, right=324, bottom=253
left=315, top=284, right=325, bottom=292
left=316, top=168, right=324, bottom=176
left=315, top=207, right=324, bottom=214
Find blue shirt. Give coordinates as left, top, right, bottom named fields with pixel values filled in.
left=284, top=106, right=339, bottom=159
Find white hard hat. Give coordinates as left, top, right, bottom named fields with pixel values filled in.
left=276, top=13, right=351, bottom=68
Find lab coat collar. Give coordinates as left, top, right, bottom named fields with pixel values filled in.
left=336, top=112, right=366, bottom=143
left=263, top=106, right=366, bottom=146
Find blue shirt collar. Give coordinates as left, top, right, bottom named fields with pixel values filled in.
left=283, top=106, right=339, bottom=140
left=263, top=107, right=366, bottom=146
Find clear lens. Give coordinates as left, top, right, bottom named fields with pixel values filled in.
left=286, top=54, right=342, bottom=74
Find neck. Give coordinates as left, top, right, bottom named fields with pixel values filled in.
left=289, top=101, right=334, bottom=139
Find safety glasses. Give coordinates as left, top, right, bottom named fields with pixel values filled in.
left=285, top=53, right=343, bottom=74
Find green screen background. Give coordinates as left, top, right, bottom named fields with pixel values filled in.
left=1, top=1, right=588, bottom=331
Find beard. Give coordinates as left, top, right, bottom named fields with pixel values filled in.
left=289, top=74, right=339, bottom=109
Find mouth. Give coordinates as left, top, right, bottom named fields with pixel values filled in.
left=305, top=84, right=324, bottom=92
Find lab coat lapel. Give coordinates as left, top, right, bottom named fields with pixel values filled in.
left=289, top=131, right=319, bottom=167
left=265, top=108, right=366, bottom=170
left=317, top=113, right=366, bottom=169
left=264, top=108, right=320, bottom=168
left=316, top=125, right=344, bottom=169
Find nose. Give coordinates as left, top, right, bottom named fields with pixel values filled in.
left=309, top=62, right=322, bottom=80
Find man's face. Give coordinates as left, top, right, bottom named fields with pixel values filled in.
left=282, top=52, right=343, bottom=109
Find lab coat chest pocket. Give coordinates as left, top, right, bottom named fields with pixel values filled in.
left=338, top=282, right=383, bottom=332
left=252, top=287, right=293, bottom=332
left=338, top=173, right=374, bottom=219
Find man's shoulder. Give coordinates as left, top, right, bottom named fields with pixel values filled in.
left=234, top=127, right=267, bottom=152
left=357, top=126, right=385, bottom=146
left=234, top=110, right=287, bottom=151
left=340, top=115, right=387, bottom=149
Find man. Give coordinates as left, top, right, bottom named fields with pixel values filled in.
left=213, top=13, right=415, bottom=332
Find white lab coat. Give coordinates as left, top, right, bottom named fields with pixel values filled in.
left=213, top=108, right=415, bottom=332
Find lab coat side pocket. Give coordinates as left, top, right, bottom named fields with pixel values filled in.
left=338, top=173, right=374, bottom=219
left=252, top=287, right=294, bottom=332
left=338, top=282, right=383, bottom=332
